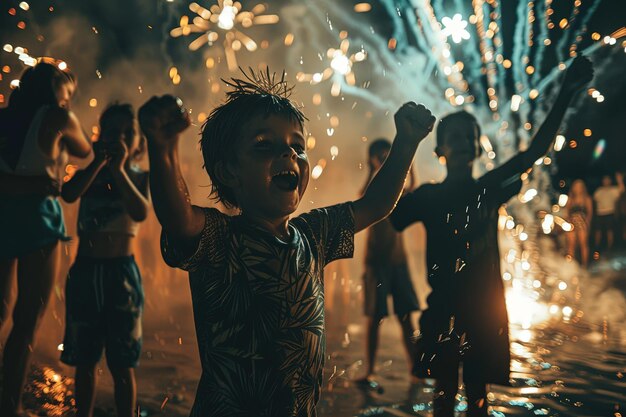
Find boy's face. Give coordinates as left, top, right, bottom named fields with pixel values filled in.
left=101, top=113, right=140, bottom=155
left=437, top=119, right=479, bottom=172
left=602, top=176, right=611, bottom=187
left=231, top=114, right=309, bottom=219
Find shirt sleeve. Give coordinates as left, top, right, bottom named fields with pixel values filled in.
left=389, top=187, right=426, bottom=231
left=160, top=206, right=229, bottom=271
left=612, top=187, right=621, bottom=200
left=292, top=202, right=355, bottom=266
left=480, top=154, right=524, bottom=206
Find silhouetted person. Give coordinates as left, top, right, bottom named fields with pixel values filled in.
left=357, top=139, right=420, bottom=389
left=566, top=179, right=593, bottom=267
left=0, top=61, right=92, bottom=417
left=61, top=104, right=150, bottom=417
left=389, top=56, right=593, bottom=416
left=593, top=173, right=624, bottom=251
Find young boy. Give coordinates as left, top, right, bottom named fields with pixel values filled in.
left=389, top=56, right=593, bottom=417
left=357, top=139, right=420, bottom=389
left=138, top=70, right=435, bottom=416
left=60, top=103, right=150, bottom=417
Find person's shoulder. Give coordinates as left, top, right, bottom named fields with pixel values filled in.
left=43, top=105, right=69, bottom=123
left=406, top=183, right=435, bottom=195
left=297, top=202, right=353, bottom=217
left=194, top=205, right=233, bottom=244
left=291, top=202, right=354, bottom=235
left=42, top=105, right=75, bottom=132
left=398, top=183, right=439, bottom=206
left=412, top=182, right=440, bottom=196
left=198, top=205, right=230, bottom=220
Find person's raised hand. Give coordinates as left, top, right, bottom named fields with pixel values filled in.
left=394, top=102, right=436, bottom=145
left=138, top=95, right=191, bottom=149
left=108, top=140, right=129, bottom=172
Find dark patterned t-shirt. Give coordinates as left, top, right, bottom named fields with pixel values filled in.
left=161, top=203, right=354, bottom=417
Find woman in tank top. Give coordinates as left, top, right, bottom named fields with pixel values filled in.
left=0, top=61, right=92, bottom=417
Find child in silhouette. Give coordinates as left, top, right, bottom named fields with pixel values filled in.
left=390, top=56, right=593, bottom=416
left=357, top=138, right=420, bottom=389
left=61, top=103, right=150, bottom=417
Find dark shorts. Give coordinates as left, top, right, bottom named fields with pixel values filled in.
left=362, top=263, right=420, bottom=318
left=61, top=255, right=144, bottom=368
left=0, top=195, right=69, bottom=259
left=595, top=214, right=616, bottom=233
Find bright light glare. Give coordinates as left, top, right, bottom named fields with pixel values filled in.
left=506, top=288, right=549, bottom=329
left=330, top=51, right=352, bottom=75
left=217, top=5, right=237, bottom=30
left=441, top=14, right=471, bottom=43
left=554, top=134, right=566, bottom=151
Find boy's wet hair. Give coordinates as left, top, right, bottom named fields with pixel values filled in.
left=200, top=68, right=306, bottom=209
left=368, top=138, right=391, bottom=160
left=436, top=110, right=482, bottom=155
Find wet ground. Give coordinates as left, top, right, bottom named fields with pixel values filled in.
left=6, top=250, right=626, bottom=417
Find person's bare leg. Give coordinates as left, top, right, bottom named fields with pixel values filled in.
left=594, top=229, right=602, bottom=249
left=433, top=377, right=458, bottom=417
left=397, top=313, right=419, bottom=381
left=566, top=231, right=576, bottom=260
left=364, top=317, right=381, bottom=378
left=0, top=242, right=60, bottom=416
left=465, top=382, right=488, bottom=417
left=578, top=231, right=589, bottom=267
left=75, top=363, right=98, bottom=417
left=607, top=229, right=614, bottom=250
left=0, top=259, right=16, bottom=334
left=109, top=367, right=136, bottom=417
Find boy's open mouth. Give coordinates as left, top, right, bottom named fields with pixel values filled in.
left=272, top=170, right=299, bottom=191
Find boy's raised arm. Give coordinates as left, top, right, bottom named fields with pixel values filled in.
left=139, top=95, right=205, bottom=246
left=500, top=56, right=593, bottom=179
left=352, top=102, right=435, bottom=233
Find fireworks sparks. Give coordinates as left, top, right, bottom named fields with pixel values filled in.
left=170, top=0, right=279, bottom=71
left=296, top=38, right=366, bottom=97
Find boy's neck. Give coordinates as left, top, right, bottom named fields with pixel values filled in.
left=241, top=211, right=291, bottom=241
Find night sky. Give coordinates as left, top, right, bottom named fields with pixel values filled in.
left=1, top=0, right=625, bottom=190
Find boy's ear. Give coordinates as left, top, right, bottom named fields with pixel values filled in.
left=214, top=160, right=239, bottom=188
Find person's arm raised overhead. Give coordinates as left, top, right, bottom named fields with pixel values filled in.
left=139, top=95, right=205, bottom=252
left=352, top=102, right=435, bottom=233
left=491, top=56, right=594, bottom=182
